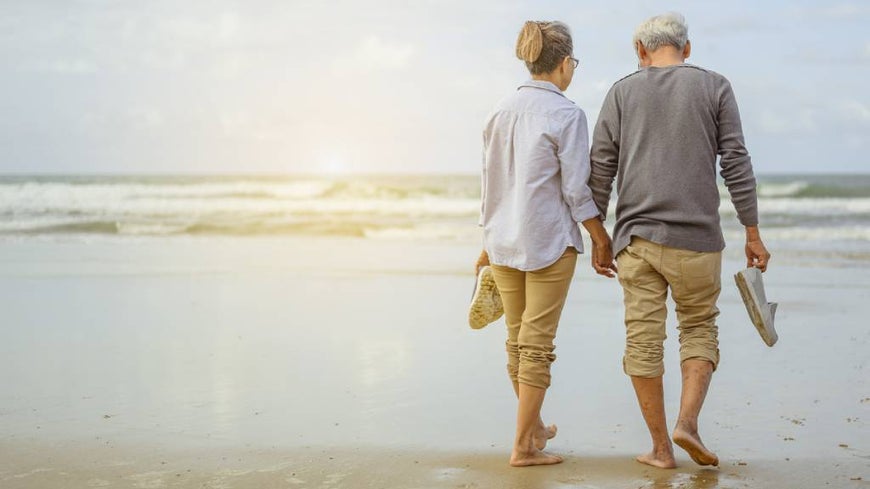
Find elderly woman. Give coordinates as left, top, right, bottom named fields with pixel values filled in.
left=476, top=20, right=616, bottom=467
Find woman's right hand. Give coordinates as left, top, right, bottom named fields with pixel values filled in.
left=592, top=238, right=618, bottom=278
left=581, top=217, right=617, bottom=278
left=475, top=249, right=490, bottom=275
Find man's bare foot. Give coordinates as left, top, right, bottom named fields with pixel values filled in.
left=510, top=448, right=563, bottom=467
left=673, top=426, right=719, bottom=466
left=635, top=448, right=676, bottom=469
left=534, top=424, right=557, bottom=450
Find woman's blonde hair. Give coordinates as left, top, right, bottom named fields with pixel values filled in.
left=515, top=21, right=573, bottom=75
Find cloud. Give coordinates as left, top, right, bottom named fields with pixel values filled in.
left=756, top=108, right=817, bottom=135
left=789, top=3, right=870, bottom=20
left=817, top=3, right=870, bottom=18
left=332, top=36, right=415, bottom=74
left=23, top=59, right=98, bottom=74
left=127, top=107, right=164, bottom=128
left=837, top=100, right=870, bottom=123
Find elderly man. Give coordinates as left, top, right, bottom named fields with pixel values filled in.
left=589, top=13, right=770, bottom=468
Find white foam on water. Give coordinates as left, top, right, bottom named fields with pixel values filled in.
left=720, top=197, right=870, bottom=216
left=1, top=177, right=868, bottom=242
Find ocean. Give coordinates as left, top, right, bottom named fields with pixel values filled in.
left=1, top=173, right=869, bottom=264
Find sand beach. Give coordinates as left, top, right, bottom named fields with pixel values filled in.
left=0, top=232, right=868, bottom=488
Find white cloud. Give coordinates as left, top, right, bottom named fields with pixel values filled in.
left=837, top=100, right=870, bottom=123
left=332, top=36, right=415, bottom=74
left=817, top=3, right=870, bottom=18
left=757, top=108, right=817, bottom=135
left=127, top=107, right=164, bottom=128
left=790, top=3, right=870, bottom=20
left=218, top=12, right=240, bottom=40
left=24, top=59, right=97, bottom=74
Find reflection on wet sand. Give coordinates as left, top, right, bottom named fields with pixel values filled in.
left=641, top=468, right=721, bottom=489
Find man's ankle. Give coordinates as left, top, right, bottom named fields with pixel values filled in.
left=675, top=418, right=698, bottom=433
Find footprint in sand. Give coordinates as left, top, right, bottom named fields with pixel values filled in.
left=322, top=472, right=348, bottom=487
left=432, top=467, right=466, bottom=481
left=127, top=471, right=168, bottom=489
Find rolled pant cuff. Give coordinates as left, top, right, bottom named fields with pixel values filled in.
left=506, top=364, right=519, bottom=383
left=623, top=357, right=665, bottom=378
left=679, top=352, right=720, bottom=372
left=517, top=374, right=551, bottom=389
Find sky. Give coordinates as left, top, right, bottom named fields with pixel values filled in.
left=0, top=0, right=867, bottom=175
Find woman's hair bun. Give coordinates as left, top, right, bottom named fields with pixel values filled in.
left=516, top=21, right=544, bottom=63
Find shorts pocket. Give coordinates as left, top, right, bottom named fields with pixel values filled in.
left=616, top=246, right=648, bottom=285
left=678, top=252, right=720, bottom=291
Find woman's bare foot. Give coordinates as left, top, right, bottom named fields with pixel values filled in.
left=635, top=446, right=676, bottom=469
left=673, top=426, right=718, bottom=466
left=510, top=448, right=563, bottom=467
left=534, top=424, right=557, bottom=450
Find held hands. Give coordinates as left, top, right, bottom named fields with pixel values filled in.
left=581, top=216, right=617, bottom=278
left=474, top=249, right=490, bottom=275
left=591, top=237, right=618, bottom=278
left=745, top=226, right=771, bottom=272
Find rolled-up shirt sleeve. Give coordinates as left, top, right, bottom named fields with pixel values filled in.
left=558, top=109, right=600, bottom=223
left=478, top=132, right=487, bottom=227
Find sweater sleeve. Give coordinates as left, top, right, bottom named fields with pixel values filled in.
left=558, top=109, right=600, bottom=223
left=716, top=79, right=759, bottom=226
left=589, top=86, right=620, bottom=220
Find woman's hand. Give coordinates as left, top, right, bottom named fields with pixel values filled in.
left=475, top=249, right=490, bottom=275
left=581, top=216, right=618, bottom=278
left=592, top=238, right=618, bottom=278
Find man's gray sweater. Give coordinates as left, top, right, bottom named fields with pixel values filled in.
left=590, top=63, right=759, bottom=255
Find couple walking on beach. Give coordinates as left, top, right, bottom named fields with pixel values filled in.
left=475, top=13, right=771, bottom=468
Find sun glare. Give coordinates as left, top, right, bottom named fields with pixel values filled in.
left=316, top=152, right=349, bottom=175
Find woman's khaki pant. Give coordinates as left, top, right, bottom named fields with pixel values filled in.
left=490, top=248, right=577, bottom=389
left=617, top=237, right=722, bottom=378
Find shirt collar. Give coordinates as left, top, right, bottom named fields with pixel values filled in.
left=518, top=79, right=565, bottom=97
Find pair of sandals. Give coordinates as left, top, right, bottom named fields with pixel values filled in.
left=469, top=265, right=778, bottom=347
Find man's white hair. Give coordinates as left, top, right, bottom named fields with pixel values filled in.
left=633, top=12, right=689, bottom=52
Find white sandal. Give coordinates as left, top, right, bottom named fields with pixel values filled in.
left=734, top=267, right=778, bottom=347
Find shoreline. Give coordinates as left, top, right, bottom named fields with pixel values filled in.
left=2, top=440, right=867, bottom=488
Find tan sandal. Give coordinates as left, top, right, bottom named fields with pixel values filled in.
left=468, top=266, right=504, bottom=329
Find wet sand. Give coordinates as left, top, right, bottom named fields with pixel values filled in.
left=0, top=236, right=868, bottom=488
left=2, top=441, right=867, bottom=488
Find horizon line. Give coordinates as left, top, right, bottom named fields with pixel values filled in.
left=1, top=170, right=869, bottom=178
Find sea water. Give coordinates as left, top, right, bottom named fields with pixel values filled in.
left=1, top=173, right=868, bottom=264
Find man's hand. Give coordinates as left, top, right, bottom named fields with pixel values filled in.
left=592, top=238, right=618, bottom=278
left=474, top=249, right=490, bottom=275
left=745, top=226, right=771, bottom=272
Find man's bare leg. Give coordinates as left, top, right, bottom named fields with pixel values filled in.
left=512, top=380, right=557, bottom=450
left=630, top=375, right=676, bottom=469
left=510, top=383, right=563, bottom=467
left=673, top=359, right=719, bottom=466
